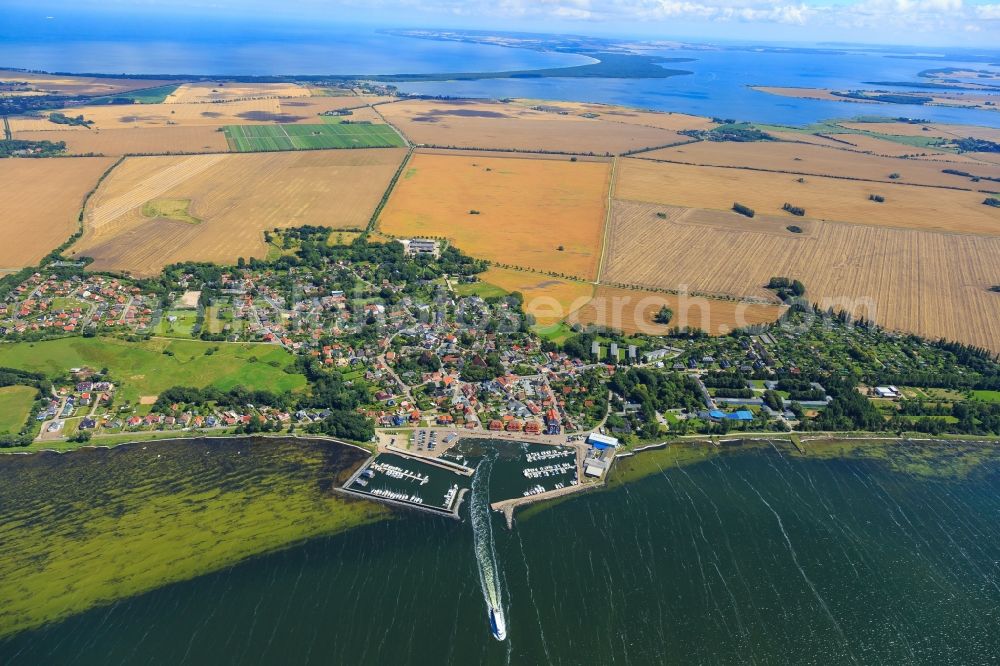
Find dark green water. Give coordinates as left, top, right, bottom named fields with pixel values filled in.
left=3, top=444, right=1000, bottom=664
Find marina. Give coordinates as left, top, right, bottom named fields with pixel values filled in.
left=342, top=452, right=471, bottom=518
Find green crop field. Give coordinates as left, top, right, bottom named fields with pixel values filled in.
left=0, top=385, right=37, bottom=434
left=90, top=84, right=180, bottom=105
left=223, top=123, right=404, bottom=151
left=0, top=337, right=307, bottom=403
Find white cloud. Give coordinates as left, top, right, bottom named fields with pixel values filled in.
left=976, top=2, right=1000, bottom=18
left=29, top=0, right=1000, bottom=40
left=419, top=0, right=989, bottom=32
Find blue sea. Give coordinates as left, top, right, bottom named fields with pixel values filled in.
left=2, top=9, right=999, bottom=127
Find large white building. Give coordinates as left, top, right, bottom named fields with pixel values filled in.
left=586, top=433, right=619, bottom=448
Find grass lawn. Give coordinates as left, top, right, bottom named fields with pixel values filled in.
left=534, top=322, right=575, bottom=344
left=142, top=198, right=201, bottom=224
left=16, top=428, right=227, bottom=453
left=0, top=337, right=307, bottom=404
left=224, top=123, right=404, bottom=151
left=972, top=390, right=1000, bottom=403
left=203, top=305, right=236, bottom=335
left=50, top=297, right=89, bottom=312
left=327, top=230, right=363, bottom=246
left=453, top=280, right=508, bottom=299
left=155, top=310, right=200, bottom=337
left=0, top=385, right=37, bottom=434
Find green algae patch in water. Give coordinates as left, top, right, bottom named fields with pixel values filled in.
left=0, top=437, right=388, bottom=639
left=798, top=437, right=1000, bottom=479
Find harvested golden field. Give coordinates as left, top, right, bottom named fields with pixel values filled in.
left=32, top=96, right=386, bottom=130
left=0, top=157, right=115, bottom=269
left=71, top=149, right=406, bottom=275
left=13, top=126, right=229, bottom=155
left=602, top=200, right=1000, bottom=352
left=638, top=140, right=1000, bottom=188
left=379, top=99, right=685, bottom=154
left=571, top=285, right=784, bottom=336
left=828, top=133, right=960, bottom=158
left=751, top=86, right=855, bottom=102
left=7, top=116, right=90, bottom=132
left=32, top=99, right=285, bottom=129
left=0, top=70, right=172, bottom=96
left=765, top=131, right=865, bottom=149
left=753, top=87, right=997, bottom=111
left=837, top=122, right=1000, bottom=143
left=615, top=159, right=1000, bottom=236
left=474, top=267, right=594, bottom=326
left=511, top=99, right=716, bottom=132
left=414, top=147, right=608, bottom=162
left=379, top=153, right=610, bottom=279
left=763, top=130, right=965, bottom=160
left=164, top=82, right=311, bottom=103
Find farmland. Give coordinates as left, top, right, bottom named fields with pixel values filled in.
left=11, top=127, right=230, bottom=156
left=615, top=158, right=1000, bottom=236
left=71, top=149, right=406, bottom=275
left=836, top=121, right=1000, bottom=143
left=639, top=140, right=1000, bottom=188
left=0, top=337, right=307, bottom=404
left=0, top=70, right=174, bottom=96
left=223, top=123, right=404, bottom=151
left=602, top=200, right=1000, bottom=352
left=379, top=152, right=610, bottom=279
left=142, top=198, right=201, bottom=224
left=0, top=157, right=115, bottom=270
left=571, top=285, right=784, bottom=336
left=21, top=95, right=390, bottom=130
left=164, top=82, right=311, bottom=103
left=0, top=386, right=37, bottom=434
left=827, top=133, right=963, bottom=158
left=469, top=267, right=595, bottom=326
left=378, top=99, right=688, bottom=154
left=512, top=99, right=717, bottom=132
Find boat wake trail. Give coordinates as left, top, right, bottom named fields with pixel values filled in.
left=471, top=451, right=507, bottom=641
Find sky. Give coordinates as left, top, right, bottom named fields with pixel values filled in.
left=10, top=0, right=1000, bottom=47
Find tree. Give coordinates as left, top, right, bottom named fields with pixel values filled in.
left=762, top=390, right=784, bottom=412
left=653, top=306, right=674, bottom=325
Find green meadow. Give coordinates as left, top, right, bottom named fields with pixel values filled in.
left=0, top=337, right=307, bottom=403
left=0, top=385, right=38, bottom=434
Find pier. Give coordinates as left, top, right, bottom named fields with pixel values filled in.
left=385, top=445, right=475, bottom=476
left=493, top=481, right=596, bottom=529
left=338, top=485, right=463, bottom=520
left=340, top=450, right=472, bottom=520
